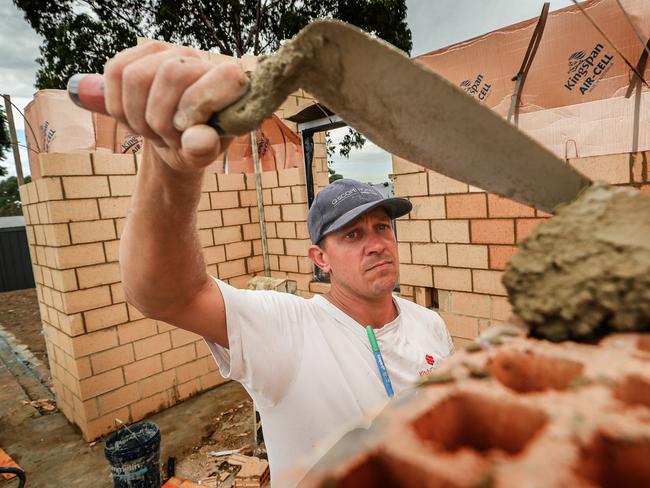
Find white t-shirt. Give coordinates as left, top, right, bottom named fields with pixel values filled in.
left=206, top=278, right=454, bottom=486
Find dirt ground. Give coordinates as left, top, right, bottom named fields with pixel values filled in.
left=0, top=288, right=47, bottom=364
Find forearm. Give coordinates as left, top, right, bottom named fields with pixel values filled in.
left=120, top=143, right=209, bottom=320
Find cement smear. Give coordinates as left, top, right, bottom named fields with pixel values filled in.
left=503, top=183, right=650, bottom=342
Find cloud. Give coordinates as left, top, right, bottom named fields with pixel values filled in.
left=0, top=0, right=42, bottom=98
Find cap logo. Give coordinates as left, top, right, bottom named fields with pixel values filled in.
left=331, top=187, right=379, bottom=206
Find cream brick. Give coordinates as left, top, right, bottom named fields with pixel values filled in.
left=450, top=291, right=492, bottom=318
left=213, top=226, right=241, bottom=245
left=279, top=255, right=299, bottom=272
left=43, top=223, right=71, bottom=246
left=396, top=220, right=430, bottom=242
left=472, top=270, right=507, bottom=296
left=439, top=311, right=479, bottom=339
left=197, top=192, right=210, bottom=211
left=203, top=245, right=226, bottom=265
left=225, top=241, right=252, bottom=260
left=394, top=172, right=428, bottom=196
left=447, top=244, right=489, bottom=269
left=130, top=391, right=169, bottom=421
left=63, top=176, right=110, bottom=198
left=104, top=240, right=120, bottom=262
left=90, top=344, right=134, bottom=374
left=35, top=177, right=63, bottom=201
left=217, top=259, right=246, bottom=279
left=55, top=243, right=105, bottom=269
left=411, top=243, right=447, bottom=265
left=40, top=153, right=92, bottom=176
left=79, top=367, right=124, bottom=399
left=177, top=378, right=201, bottom=400
left=222, top=208, right=250, bottom=226
left=276, top=222, right=296, bottom=238
left=238, top=189, right=258, bottom=207
left=92, top=152, right=135, bottom=174
left=409, top=196, right=446, bottom=220
left=428, top=171, right=469, bottom=194
left=210, top=191, right=239, bottom=209
left=264, top=205, right=282, bottom=222
left=242, top=223, right=261, bottom=240
left=133, top=333, right=172, bottom=360
left=117, top=318, right=158, bottom=344
left=291, top=185, right=307, bottom=203
left=202, top=172, right=218, bottom=192
left=284, top=238, right=310, bottom=256
left=68, top=219, right=116, bottom=244
left=434, top=267, right=472, bottom=292
left=278, top=167, right=304, bottom=186
left=162, top=343, right=196, bottom=370
left=196, top=210, right=222, bottom=229
left=282, top=203, right=308, bottom=221
left=261, top=170, right=278, bottom=188
left=139, top=370, right=175, bottom=397
left=98, top=383, right=139, bottom=415
left=392, top=156, right=422, bottom=175
left=430, top=220, right=470, bottom=243
left=48, top=199, right=100, bottom=223
left=98, top=197, right=131, bottom=219
left=217, top=173, right=246, bottom=191
left=77, top=262, right=121, bottom=288
left=175, top=357, right=210, bottom=384
left=72, top=327, right=118, bottom=358
left=51, top=269, right=78, bottom=292
left=109, top=175, right=137, bottom=196
left=62, top=286, right=112, bottom=314
left=124, top=355, right=163, bottom=383
left=272, top=187, right=292, bottom=204
left=170, top=328, right=201, bottom=348
left=197, top=228, right=213, bottom=247
left=84, top=303, right=129, bottom=332
left=399, top=264, right=433, bottom=287
left=569, top=153, right=630, bottom=184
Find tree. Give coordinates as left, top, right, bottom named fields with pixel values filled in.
left=14, top=0, right=411, bottom=159
left=0, top=175, right=31, bottom=216
left=0, top=106, right=11, bottom=165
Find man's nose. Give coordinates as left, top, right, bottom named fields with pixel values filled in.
left=364, top=230, right=386, bottom=254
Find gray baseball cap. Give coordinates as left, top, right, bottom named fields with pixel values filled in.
left=307, top=179, right=412, bottom=244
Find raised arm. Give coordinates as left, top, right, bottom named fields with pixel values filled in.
left=101, top=42, right=249, bottom=347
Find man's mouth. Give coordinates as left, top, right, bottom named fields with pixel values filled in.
left=367, top=260, right=392, bottom=272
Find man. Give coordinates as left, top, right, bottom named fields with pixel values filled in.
left=106, top=41, right=453, bottom=484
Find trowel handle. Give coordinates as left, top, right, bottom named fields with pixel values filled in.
left=67, top=73, right=251, bottom=136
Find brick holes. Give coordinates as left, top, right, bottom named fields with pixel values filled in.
left=412, top=392, right=547, bottom=455
left=331, top=453, right=434, bottom=488
left=487, top=351, right=584, bottom=393
left=613, top=375, right=650, bottom=409
left=575, top=432, right=650, bottom=488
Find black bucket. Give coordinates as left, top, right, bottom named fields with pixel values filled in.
left=104, top=422, right=161, bottom=487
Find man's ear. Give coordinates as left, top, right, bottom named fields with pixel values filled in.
left=308, top=244, right=330, bottom=273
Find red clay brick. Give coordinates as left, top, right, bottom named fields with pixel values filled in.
left=489, top=245, right=519, bottom=270
left=487, top=194, right=535, bottom=218
left=447, top=244, right=488, bottom=269
left=133, top=333, right=172, bottom=360
left=446, top=194, right=487, bottom=219
left=472, top=270, right=507, bottom=296
left=516, top=218, right=545, bottom=243
left=90, top=344, right=134, bottom=374
left=124, top=355, right=163, bottom=384
left=471, top=219, right=515, bottom=244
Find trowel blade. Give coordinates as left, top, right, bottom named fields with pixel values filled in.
left=305, top=22, right=591, bottom=213
left=217, top=21, right=591, bottom=213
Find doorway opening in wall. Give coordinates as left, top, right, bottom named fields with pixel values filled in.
left=289, top=105, right=395, bottom=284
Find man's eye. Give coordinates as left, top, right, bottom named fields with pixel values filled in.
left=378, top=223, right=390, bottom=230
left=345, top=231, right=357, bottom=239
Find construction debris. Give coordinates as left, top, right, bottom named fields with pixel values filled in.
left=21, top=398, right=57, bottom=414
left=0, top=448, right=21, bottom=480
left=165, top=454, right=269, bottom=488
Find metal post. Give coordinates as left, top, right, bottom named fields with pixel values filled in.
left=251, top=130, right=270, bottom=277
left=3, top=95, right=24, bottom=185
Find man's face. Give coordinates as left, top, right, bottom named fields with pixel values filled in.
left=313, top=207, right=399, bottom=299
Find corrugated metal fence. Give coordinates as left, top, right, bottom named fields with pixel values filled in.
left=0, top=216, right=35, bottom=292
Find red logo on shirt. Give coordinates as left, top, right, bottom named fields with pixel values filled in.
left=425, top=354, right=435, bottom=365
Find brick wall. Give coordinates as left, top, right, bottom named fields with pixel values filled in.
left=392, top=151, right=650, bottom=348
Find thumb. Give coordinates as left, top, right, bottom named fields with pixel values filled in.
left=178, top=124, right=227, bottom=170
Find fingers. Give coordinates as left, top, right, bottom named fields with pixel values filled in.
left=103, top=42, right=170, bottom=125
left=173, top=62, right=249, bottom=131
left=178, top=125, right=230, bottom=169
left=144, top=56, right=211, bottom=148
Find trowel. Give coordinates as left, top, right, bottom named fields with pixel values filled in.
left=68, top=20, right=591, bottom=213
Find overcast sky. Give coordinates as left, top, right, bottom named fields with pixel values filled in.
left=0, top=0, right=576, bottom=180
